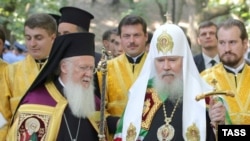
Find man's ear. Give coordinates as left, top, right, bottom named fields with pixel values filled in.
left=60, top=61, right=68, bottom=74
left=243, top=39, right=249, bottom=53
left=197, top=37, right=201, bottom=46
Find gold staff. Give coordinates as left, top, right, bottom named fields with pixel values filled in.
left=97, top=47, right=112, bottom=141
left=195, top=78, right=234, bottom=141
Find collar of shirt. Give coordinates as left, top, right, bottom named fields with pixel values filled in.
left=224, top=62, right=245, bottom=74
left=202, top=53, right=220, bottom=68
left=35, top=58, right=48, bottom=63
left=58, top=77, right=65, bottom=87
left=125, top=52, right=145, bottom=64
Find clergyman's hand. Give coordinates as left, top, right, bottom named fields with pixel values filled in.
left=208, top=96, right=226, bottom=127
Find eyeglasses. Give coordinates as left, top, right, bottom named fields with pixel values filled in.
left=79, top=66, right=97, bottom=73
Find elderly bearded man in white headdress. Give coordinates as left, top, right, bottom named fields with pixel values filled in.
left=113, top=23, right=226, bottom=141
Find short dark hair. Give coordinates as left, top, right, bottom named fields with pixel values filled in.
left=198, top=21, right=218, bottom=34
left=24, top=13, right=57, bottom=35
left=218, top=18, right=248, bottom=41
left=102, top=28, right=117, bottom=41
left=118, top=14, right=147, bottom=36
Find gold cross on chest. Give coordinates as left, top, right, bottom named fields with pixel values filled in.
left=211, top=79, right=218, bottom=91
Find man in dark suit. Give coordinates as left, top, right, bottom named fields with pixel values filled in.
left=194, top=21, right=219, bottom=73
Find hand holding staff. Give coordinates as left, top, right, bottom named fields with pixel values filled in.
left=195, top=79, right=235, bottom=141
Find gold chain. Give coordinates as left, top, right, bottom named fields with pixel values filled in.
left=162, top=97, right=180, bottom=125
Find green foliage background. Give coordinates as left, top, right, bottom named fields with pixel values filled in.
left=0, top=0, right=67, bottom=43
left=208, top=0, right=250, bottom=35
left=0, top=0, right=250, bottom=44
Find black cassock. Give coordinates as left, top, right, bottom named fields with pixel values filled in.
left=144, top=100, right=216, bottom=141
left=57, top=106, right=99, bottom=141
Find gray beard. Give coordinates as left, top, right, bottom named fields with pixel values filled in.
left=63, top=80, right=96, bottom=118
left=153, top=73, right=183, bottom=103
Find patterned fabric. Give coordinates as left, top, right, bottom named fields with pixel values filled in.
left=115, top=85, right=197, bottom=141
left=6, top=81, right=105, bottom=141
left=0, top=55, right=41, bottom=140
left=114, top=85, right=162, bottom=141
left=97, top=53, right=147, bottom=117
left=201, top=63, right=250, bottom=124
left=117, top=23, right=212, bottom=141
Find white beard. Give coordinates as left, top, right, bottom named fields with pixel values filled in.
left=154, top=72, right=183, bottom=103
left=63, top=80, right=96, bottom=118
